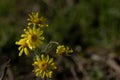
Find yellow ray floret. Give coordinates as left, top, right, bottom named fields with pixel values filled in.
left=56, top=45, right=73, bottom=55
left=32, top=54, right=57, bottom=78
left=15, top=38, right=29, bottom=56
left=21, top=26, right=44, bottom=50
left=27, top=12, right=48, bottom=27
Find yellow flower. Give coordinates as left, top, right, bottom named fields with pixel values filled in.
left=56, top=45, right=73, bottom=56
left=27, top=12, right=48, bottom=27
left=15, top=38, right=29, bottom=56
left=21, top=26, right=44, bottom=50
left=32, top=54, right=57, bottom=78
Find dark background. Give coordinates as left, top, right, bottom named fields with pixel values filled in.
left=0, top=0, right=120, bottom=80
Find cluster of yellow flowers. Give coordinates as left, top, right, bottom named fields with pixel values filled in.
left=16, top=12, right=47, bottom=56
left=15, top=12, right=73, bottom=79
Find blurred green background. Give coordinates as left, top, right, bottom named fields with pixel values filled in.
left=0, top=0, right=120, bottom=80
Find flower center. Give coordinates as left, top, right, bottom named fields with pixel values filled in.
left=22, top=42, right=27, bottom=47
left=39, top=61, right=48, bottom=71
left=33, top=18, right=40, bottom=24
left=29, top=34, right=37, bottom=42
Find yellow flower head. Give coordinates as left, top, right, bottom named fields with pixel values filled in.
left=32, top=54, right=57, bottom=78
left=56, top=45, right=73, bottom=56
left=15, top=38, right=29, bottom=56
left=27, top=12, right=48, bottom=27
left=21, top=26, right=44, bottom=50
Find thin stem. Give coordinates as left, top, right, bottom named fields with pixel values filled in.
left=43, top=41, right=59, bottom=52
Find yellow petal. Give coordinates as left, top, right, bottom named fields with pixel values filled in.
left=15, top=41, right=18, bottom=44
left=48, top=71, right=53, bottom=78
left=46, top=73, right=48, bottom=77
left=18, top=46, right=22, bottom=50
left=42, top=71, right=45, bottom=78
left=41, top=54, right=45, bottom=61
left=51, top=63, right=55, bottom=66
left=46, top=55, right=49, bottom=63
left=19, top=49, right=23, bottom=56
left=28, top=23, right=32, bottom=26
left=40, top=70, right=42, bottom=74
left=21, top=34, right=26, bottom=37
left=24, top=48, right=29, bottom=56
left=40, top=36, right=44, bottom=40
left=36, top=57, right=41, bottom=62
left=32, top=61, right=38, bottom=65
left=36, top=72, right=39, bottom=77
left=27, top=42, right=33, bottom=50
left=49, top=58, right=53, bottom=64
left=34, top=68, right=39, bottom=72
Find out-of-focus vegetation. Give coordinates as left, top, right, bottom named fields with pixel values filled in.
left=0, top=0, right=120, bottom=80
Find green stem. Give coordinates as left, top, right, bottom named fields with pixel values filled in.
left=43, top=41, right=59, bottom=52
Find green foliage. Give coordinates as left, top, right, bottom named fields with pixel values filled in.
left=90, top=66, right=104, bottom=80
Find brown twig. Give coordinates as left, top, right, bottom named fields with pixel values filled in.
left=0, top=59, right=10, bottom=80
left=7, top=67, right=14, bottom=80
left=70, top=66, right=79, bottom=80
left=72, top=55, right=90, bottom=80
left=106, top=58, right=120, bottom=74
